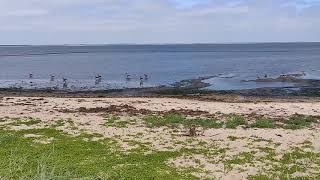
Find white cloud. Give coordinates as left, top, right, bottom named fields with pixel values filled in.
left=0, top=0, right=319, bottom=44
left=4, top=9, right=49, bottom=17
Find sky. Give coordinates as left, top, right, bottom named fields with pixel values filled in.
left=0, top=0, right=319, bottom=44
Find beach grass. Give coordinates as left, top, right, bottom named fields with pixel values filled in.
left=251, top=118, right=275, bottom=128
left=143, top=113, right=223, bottom=128
left=102, top=115, right=136, bottom=128
left=0, top=128, right=195, bottom=179
left=225, top=114, right=247, bottom=129
left=284, top=115, right=319, bottom=129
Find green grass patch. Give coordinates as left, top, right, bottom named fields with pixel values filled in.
left=7, top=117, right=41, bottom=126
left=0, top=128, right=197, bottom=179
left=250, top=119, right=275, bottom=128
left=50, top=119, right=65, bottom=128
left=143, top=113, right=223, bottom=128
left=103, top=116, right=136, bottom=128
left=226, top=115, right=247, bottom=129
left=224, top=151, right=255, bottom=171
left=248, top=175, right=271, bottom=180
left=225, top=146, right=320, bottom=179
left=284, top=115, right=319, bottom=129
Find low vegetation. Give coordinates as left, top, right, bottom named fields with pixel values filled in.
left=0, top=128, right=196, bottom=179
left=7, top=117, right=41, bottom=126
left=103, top=116, right=136, bottom=128
left=225, top=114, right=247, bottom=129
left=143, top=113, right=223, bottom=128
left=284, top=115, right=319, bottom=129
left=251, top=118, right=275, bottom=128
left=0, top=113, right=319, bottom=179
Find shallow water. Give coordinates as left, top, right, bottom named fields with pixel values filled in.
left=0, top=43, right=320, bottom=90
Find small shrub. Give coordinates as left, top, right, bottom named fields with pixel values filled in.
left=251, top=119, right=275, bottom=128
left=226, top=115, right=247, bottom=129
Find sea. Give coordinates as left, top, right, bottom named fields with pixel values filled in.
left=0, top=42, right=320, bottom=91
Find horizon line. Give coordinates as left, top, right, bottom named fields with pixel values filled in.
left=1, top=41, right=320, bottom=46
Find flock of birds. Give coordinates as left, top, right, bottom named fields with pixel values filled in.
left=125, top=73, right=149, bottom=87
left=27, top=73, right=150, bottom=89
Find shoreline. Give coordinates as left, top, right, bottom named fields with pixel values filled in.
left=1, top=73, right=320, bottom=99
left=1, top=88, right=320, bottom=103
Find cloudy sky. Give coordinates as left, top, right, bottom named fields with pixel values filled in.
left=0, top=0, right=319, bottom=44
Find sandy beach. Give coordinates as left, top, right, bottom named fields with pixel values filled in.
left=2, top=0, right=320, bottom=179
left=1, top=96, right=320, bottom=119
left=1, top=95, right=320, bottom=179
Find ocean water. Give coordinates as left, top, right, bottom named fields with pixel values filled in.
left=0, top=43, right=320, bottom=91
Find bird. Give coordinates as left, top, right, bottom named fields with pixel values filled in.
left=125, top=73, right=131, bottom=81
left=139, top=76, right=144, bottom=87
left=95, top=74, right=102, bottom=85
left=50, top=75, right=55, bottom=82
left=62, top=78, right=68, bottom=88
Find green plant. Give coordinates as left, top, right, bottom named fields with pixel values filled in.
left=284, top=115, right=318, bottom=129
left=0, top=128, right=196, bottom=179
left=103, top=116, right=132, bottom=128
left=188, top=118, right=223, bottom=129
left=8, top=118, right=41, bottom=126
left=143, top=113, right=223, bottom=128
left=143, top=113, right=185, bottom=127
left=251, top=119, right=275, bottom=128
left=226, top=115, right=247, bottom=129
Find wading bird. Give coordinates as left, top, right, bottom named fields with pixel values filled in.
left=50, top=75, right=55, bottom=82
left=95, top=74, right=102, bottom=85
left=62, top=78, right=68, bottom=89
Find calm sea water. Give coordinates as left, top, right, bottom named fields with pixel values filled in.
left=0, top=43, right=320, bottom=91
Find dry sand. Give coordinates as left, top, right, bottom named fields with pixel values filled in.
left=1, top=96, right=320, bottom=119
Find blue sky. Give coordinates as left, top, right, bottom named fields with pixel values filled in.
left=0, top=0, right=319, bottom=44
